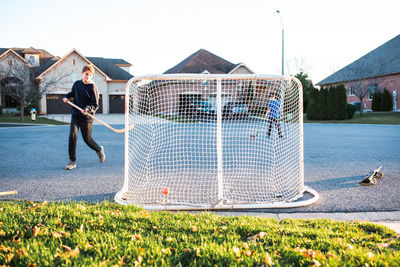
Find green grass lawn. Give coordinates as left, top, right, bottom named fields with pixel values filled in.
left=0, top=115, right=68, bottom=125
left=1, top=201, right=399, bottom=266
left=304, top=112, right=400, bottom=125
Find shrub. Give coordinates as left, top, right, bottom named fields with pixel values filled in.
left=346, top=104, right=356, bottom=119
left=371, top=91, right=382, bottom=111
left=335, top=84, right=348, bottom=120
left=380, top=89, right=393, bottom=111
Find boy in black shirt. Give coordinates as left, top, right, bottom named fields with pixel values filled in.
left=63, top=64, right=105, bottom=170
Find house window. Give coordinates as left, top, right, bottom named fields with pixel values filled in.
left=73, top=59, right=76, bottom=65
left=8, top=59, right=13, bottom=65
left=368, top=84, right=377, bottom=100
left=29, top=56, right=35, bottom=65
left=348, top=86, right=354, bottom=96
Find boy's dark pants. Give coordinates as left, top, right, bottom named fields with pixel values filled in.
left=267, top=117, right=283, bottom=138
left=68, top=115, right=101, bottom=162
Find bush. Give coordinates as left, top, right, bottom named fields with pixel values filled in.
left=336, top=84, right=348, bottom=120
left=372, top=91, right=382, bottom=111
left=346, top=104, right=356, bottom=119
left=380, top=89, right=393, bottom=111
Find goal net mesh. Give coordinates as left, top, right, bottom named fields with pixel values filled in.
left=117, top=74, right=309, bottom=209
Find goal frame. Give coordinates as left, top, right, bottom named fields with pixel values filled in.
left=115, top=74, right=319, bottom=210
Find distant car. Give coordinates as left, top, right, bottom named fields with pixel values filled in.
left=193, top=100, right=216, bottom=118
left=223, top=102, right=249, bottom=118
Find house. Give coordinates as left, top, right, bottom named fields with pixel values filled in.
left=0, top=47, right=133, bottom=114
left=317, top=34, right=400, bottom=112
left=164, top=49, right=254, bottom=75
left=136, top=49, right=266, bottom=115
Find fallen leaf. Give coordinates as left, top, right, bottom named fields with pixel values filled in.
left=264, top=252, right=272, bottom=266
left=132, top=234, right=142, bottom=240
left=327, top=252, right=337, bottom=258
left=62, top=245, right=71, bottom=252
left=77, top=204, right=86, bottom=210
left=0, top=245, right=12, bottom=253
left=17, top=248, right=27, bottom=257
left=232, top=246, right=241, bottom=257
left=192, top=225, right=198, bottom=232
left=377, top=243, right=390, bottom=248
left=70, top=247, right=80, bottom=257
left=51, top=232, right=63, bottom=238
left=161, top=248, right=170, bottom=254
left=6, top=253, right=14, bottom=263
left=134, top=255, right=142, bottom=267
left=32, top=226, right=40, bottom=237
left=312, top=259, right=321, bottom=267
left=248, top=231, right=267, bottom=241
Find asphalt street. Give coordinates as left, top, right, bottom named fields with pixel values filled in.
left=0, top=122, right=399, bottom=214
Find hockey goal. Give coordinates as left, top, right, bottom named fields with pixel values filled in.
left=115, top=74, right=318, bottom=209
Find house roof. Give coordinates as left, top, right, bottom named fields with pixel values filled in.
left=1, top=47, right=133, bottom=81
left=0, top=48, right=28, bottom=63
left=317, top=34, right=400, bottom=85
left=36, top=49, right=111, bottom=81
left=164, top=49, right=241, bottom=74
left=87, top=57, right=133, bottom=80
left=1, top=47, right=58, bottom=75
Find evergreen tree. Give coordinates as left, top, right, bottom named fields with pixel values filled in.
left=336, top=84, right=348, bottom=120
left=371, top=91, right=382, bottom=112
left=327, top=86, right=336, bottom=119
left=320, top=87, right=329, bottom=120
left=380, top=89, right=393, bottom=111
left=307, top=87, right=319, bottom=120
left=295, top=71, right=315, bottom=113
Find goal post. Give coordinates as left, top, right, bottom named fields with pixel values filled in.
left=115, top=74, right=318, bottom=210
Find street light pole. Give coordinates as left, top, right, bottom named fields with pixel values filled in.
left=276, top=10, right=284, bottom=75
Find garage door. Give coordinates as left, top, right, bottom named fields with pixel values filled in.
left=46, top=94, right=103, bottom=114
left=109, top=95, right=125, bottom=113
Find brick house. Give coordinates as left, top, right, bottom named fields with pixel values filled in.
left=317, top=34, right=400, bottom=112
left=0, top=47, right=133, bottom=114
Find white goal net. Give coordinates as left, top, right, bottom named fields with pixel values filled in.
left=115, top=74, right=318, bottom=209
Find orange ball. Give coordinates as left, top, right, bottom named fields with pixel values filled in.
left=162, top=187, right=169, bottom=195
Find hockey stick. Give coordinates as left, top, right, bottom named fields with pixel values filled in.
left=0, top=190, right=17, bottom=196
left=66, top=100, right=133, bottom=134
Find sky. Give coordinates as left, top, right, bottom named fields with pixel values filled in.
left=1, top=0, right=399, bottom=83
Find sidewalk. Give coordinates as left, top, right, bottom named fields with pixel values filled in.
left=215, top=211, right=400, bottom=234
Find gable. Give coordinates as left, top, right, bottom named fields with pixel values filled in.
left=0, top=49, right=28, bottom=64
left=164, top=49, right=240, bottom=74
left=36, top=49, right=110, bottom=81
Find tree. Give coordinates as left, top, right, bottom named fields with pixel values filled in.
left=306, top=87, right=320, bottom=120
left=294, top=71, right=315, bottom=113
left=381, top=89, right=393, bottom=111
left=0, top=61, right=67, bottom=121
left=335, top=84, right=347, bottom=120
left=371, top=91, right=382, bottom=112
